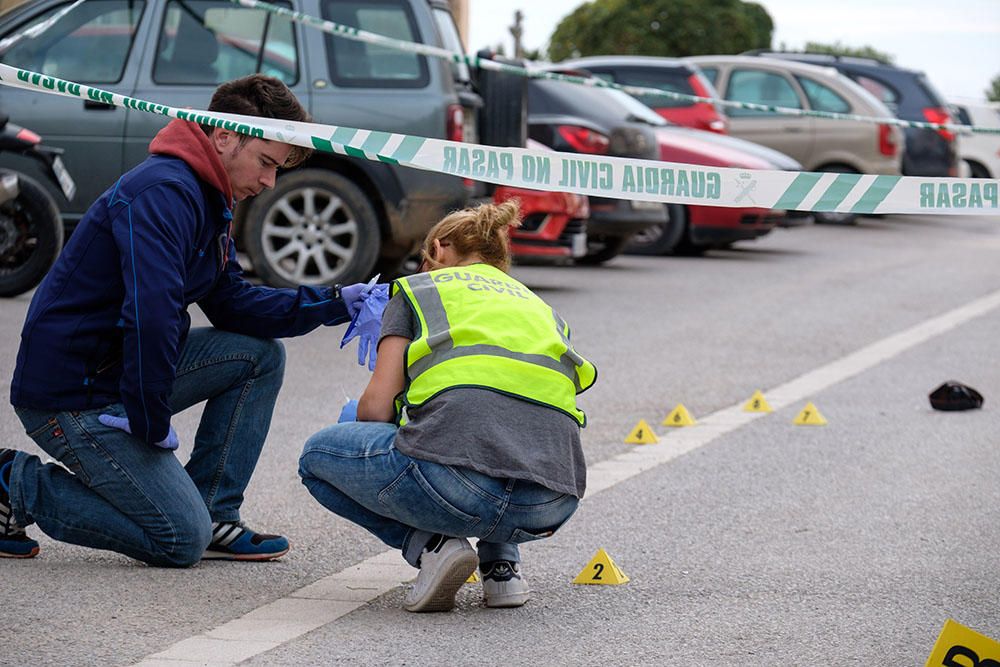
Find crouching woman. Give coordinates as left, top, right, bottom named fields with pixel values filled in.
left=298, top=200, right=597, bottom=612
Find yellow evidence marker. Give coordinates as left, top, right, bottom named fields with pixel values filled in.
left=662, top=403, right=696, bottom=427
left=925, top=619, right=1000, bottom=667
left=624, top=419, right=658, bottom=444
left=742, top=390, right=773, bottom=413
left=793, top=402, right=828, bottom=425
left=466, top=571, right=480, bottom=584
left=572, top=548, right=630, bottom=585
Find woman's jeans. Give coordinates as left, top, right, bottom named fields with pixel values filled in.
left=8, top=328, right=285, bottom=567
left=299, top=421, right=579, bottom=567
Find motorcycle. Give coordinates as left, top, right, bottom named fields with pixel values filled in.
left=0, top=114, right=75, bottom=297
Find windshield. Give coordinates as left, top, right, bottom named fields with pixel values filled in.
left=432, top=6, right=469, bottom=83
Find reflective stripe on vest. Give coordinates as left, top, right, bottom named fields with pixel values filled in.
left=393, top=264, right=597, bottom=425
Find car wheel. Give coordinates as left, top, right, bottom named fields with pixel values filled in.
left=966, top=160, right=991, bottom=179
left=0, top=170, right=64, bottom=298
left=625, top=204, right=686, bottom=256
left=814, top=165, right=859, bottom=225
left=243, top=169, right=381, bottom=287
left=576, top=234, right=630, bottom=265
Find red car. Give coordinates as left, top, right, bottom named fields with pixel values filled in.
left=493, top=140, right=589, bottom=262
left=561, top=56, right=728, bottom=134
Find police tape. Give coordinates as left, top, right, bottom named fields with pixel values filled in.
left=231, top=0, right=999, bottom=137
left=1, top=64, right=997, bottom=216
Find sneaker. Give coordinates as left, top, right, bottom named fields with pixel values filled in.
left=202, top=521, right=289, bottom=561
left=481, top=560, right=530, bottom=608
left=403, top=536, right=478, bottom=613
left=0, top=449, right=39, bottom=559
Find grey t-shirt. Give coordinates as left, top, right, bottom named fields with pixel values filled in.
left=378, top=292, right=586, bottom=497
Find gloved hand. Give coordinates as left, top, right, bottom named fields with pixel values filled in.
left=338, top=399, right=359, bottom=423
left=341, top=281, right=376, bottom=319
left=341, top=283, right=389, bottom=371
left=98, top=414, right=179, bottom=451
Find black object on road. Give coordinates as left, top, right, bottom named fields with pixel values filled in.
left=929, top=381, right=984, bottom=411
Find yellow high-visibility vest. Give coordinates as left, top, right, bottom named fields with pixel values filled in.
left=392, top=263, right=597, bottom=425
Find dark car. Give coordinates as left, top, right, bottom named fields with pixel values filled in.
left=0, top=0, right=480, bottom=286
left=558, top=55, right=728, bottom=134
left=527, top=69, right=671, bottom=264
left=743, top=51, right=958, bottom=177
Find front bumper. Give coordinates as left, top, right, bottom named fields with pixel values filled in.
left=688, top=206, right=783, bottom=245
left=587, top=196, right=667, bottom=238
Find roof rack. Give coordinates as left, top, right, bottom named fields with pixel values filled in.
left=740, top=49, right=893, bottom=67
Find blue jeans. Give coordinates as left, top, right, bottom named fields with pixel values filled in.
left=8, top=328, right=285, bottom=567
left=298, top=422, right=579, bottom=567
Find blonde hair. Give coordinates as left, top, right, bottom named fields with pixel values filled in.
left=420, top=200, right=523, bottom=272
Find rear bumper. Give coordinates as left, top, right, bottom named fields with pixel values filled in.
left=688, top=206, right=782, bottom=245
left=587, top=196, right=667, bottom=237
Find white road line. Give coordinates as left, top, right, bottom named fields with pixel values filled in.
left=132, top=286, right=1000, bottom=666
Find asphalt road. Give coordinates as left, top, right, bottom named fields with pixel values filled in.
left=3, top=213, right=999, bottom=665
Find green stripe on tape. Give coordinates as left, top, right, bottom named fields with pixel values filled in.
left=312, top=137, right=334, bottom=153
left=815, top=173, right=863, bottom=211
left=391, top=135, right=425, bottom=163
left=345, top=146, right=366, bottom=159
left=360, top=131, right=391, bottom=155
left=850, top=175, right=901, bottom=214
left=774, top=172, right=824, bottom=210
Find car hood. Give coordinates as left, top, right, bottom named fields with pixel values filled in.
left=655, top=127, right=802, bottom=170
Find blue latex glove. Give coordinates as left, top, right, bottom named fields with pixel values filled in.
left=341, top=281, right=375, bottom=319
left=341, top=283, right=389, bottom=371
left=98, top=414, right=179, bottom=451
left=338, top=399, right=359, bottom=423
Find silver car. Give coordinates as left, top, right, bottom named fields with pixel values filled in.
left=687, top=55, right=903, bottom=223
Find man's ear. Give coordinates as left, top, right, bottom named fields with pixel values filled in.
left=211, top=128, right=234, bottom=153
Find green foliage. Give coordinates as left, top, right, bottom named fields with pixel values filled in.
left=987, top=74, right=1000, bottom=102
left=547, top=0, right=773, bottom=62
left=801, top=41, right=894, bottom=64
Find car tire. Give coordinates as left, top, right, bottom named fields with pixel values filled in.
left=0, top=169, right=64, bottom=298
left=624, top=204, right=686, bottom=256
left=814, top=165, right=859, bottom=225
left=965, top=160, right=991, bottom=179
left=576, top=234, right=630, bottom=265
left=243, top=169, right=381, bottom=287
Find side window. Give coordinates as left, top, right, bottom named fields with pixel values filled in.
left=700, top=67, right=719, bottom=87
left=154, top=0, right=298, bottom=85
left=795, top=76, right=851, bottom=113
left=593, top=68, right=696, bottom=109
left=852, top=74, right=898, bottom=105
left=0, top=0, right=145, bottom=83
left=725, top=68, right=803, bottom=117
left=321, top=0, right=429, bottom=88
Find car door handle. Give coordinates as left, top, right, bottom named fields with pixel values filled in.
left=84, top=100, right=117, bottom=111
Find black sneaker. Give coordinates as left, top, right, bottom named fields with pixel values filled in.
left=481, top=559, right=530, bottom=608
left=202, top=521, right=289, bottom=561
left=0, top=449, right=39, bottom=559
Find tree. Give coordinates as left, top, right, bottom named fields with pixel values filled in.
left=801, top=41, right=894, bottom=64
left=547, top=0, right=773, bottom=62
left=987, top=74, right=1000, bottom=102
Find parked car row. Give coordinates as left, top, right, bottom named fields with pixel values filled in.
left=0, top=0, right=980, bottom=294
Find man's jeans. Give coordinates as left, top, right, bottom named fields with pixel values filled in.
left=8, top=328, right=285, bottom=567
left=299, top=422, right=579, bottom=567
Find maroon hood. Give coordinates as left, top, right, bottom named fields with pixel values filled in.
left=149, top=119, right=233, bottom=204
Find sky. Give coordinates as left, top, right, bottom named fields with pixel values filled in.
left=467, top=0, right=1000, bottom=102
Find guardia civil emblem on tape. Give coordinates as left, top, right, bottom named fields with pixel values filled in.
left=0, top=64, right=997, bottom=216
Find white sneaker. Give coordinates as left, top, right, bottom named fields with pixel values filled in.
left=403, top=537, right=478, bottom=613
left=481, top=560, right=530, bottom=608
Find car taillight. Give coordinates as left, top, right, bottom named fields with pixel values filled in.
left=557, top=125, right=610, bottom=154
left=688, top=73, right=728, bottom=134
left=15, top=127, right=41, bottom=145
left=922, top=107, right=955, bottom=142
left=878, top=123, right=897, bottom=156
left=446, top=104, right=464, bottom=143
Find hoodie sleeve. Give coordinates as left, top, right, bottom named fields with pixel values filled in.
left=110, top=183, right=194, bottom=445
left=197, top=242, right=351, bottom=338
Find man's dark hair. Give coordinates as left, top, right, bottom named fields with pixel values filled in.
left=202, top=74, right=312, bottom=167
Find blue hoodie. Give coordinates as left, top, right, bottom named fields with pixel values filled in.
left=11, top=120, right=349, bottom=445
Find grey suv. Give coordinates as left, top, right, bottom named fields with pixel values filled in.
left=0, top=0, right=477, bottom=285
